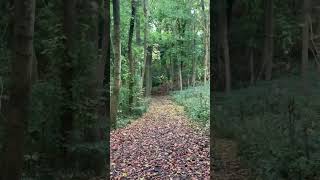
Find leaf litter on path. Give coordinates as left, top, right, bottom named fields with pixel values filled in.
left=110, top=96, right=210, bottom=179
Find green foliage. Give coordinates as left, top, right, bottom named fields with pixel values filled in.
left=117, top=85, right=149, bottom=129
left=171, top=84, right=209, bottom=129
left=215, top=74, right=320, bottom=179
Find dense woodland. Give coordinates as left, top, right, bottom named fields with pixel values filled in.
left=213, top=0, right=320, bottom=179
left=0, top=0, right=110, bottom=179
left=2, top=0, right=320, bottom=179
left=110, top=0, right=210, bottom=128
left=0, top=0, right=210, bottom=179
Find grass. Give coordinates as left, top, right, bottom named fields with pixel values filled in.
left=171, top=84, right=210, bottom=130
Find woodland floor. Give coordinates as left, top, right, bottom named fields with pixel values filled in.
left=213, top=139, right=250, bottom=180
left=110, top=96, right=210, bottom=179
left=110, top=96, right=248, bottom=179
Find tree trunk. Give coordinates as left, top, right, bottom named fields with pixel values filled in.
left=96, top=0, right=111, bottom=175
left=192, top=22, right=196, bottom=87
left=191, top=54, right=196, bottom=87
left=1, top=0, right=35, bottom=179
left=302, top=0, right=310, bottom=88
left=201, top=0, right=209, bottom=84
left=86, top=0, right=108, bottom=175
left=145, top=45, right=152, bottom=97
left=136, top=0, right=141, bottom=45
left=219, top=0, right=231, bottom=93
left=31, top=48, right=38, bottom=83
left=170, top=54, right=174, bottom=90
left=263, top=0, right=274, bottom=80
left=249, top=48, right=255, bottom=85
left=174, top=40, right=182, bottom=90
left=128, top=0, right=136, bottom=112
left=141, top=0, right=148, bottom=94
left=110, top=0, right=121, bottom=128
left=60, top=0, right=75, bottom=165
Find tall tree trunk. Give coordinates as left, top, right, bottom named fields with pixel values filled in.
left=192, top=22, right=196, bottom=87
left=60, top=0, right=75, bottom=165
left=110, top=0, right=121, bottom=128
left=86, top=0, right=107, bottom=175
left=302, top=0, right=310, bottom=88
left=201, top=0, right=209, bottom=84
left=1, top=0, right=35, bottom=179
left=136, top=0, right=141, bottom=45
left=141, top=0, right=148, bottom=94
left=170, top=54, right=174, bottom=90
left=174, top=39, right=182, bottom=90
left=178, top=61, right=183, bottom=90
left=213, top=0, right=223, bottom=91
left=128, top=0, right=136, bottom=112
left=249, top=48, right=255, bottom=85
left=176, top=19, right=185, bottom=91
left=145, top=45, right=152, bottom=97
left=103, top=0, right=111, bottom=175
left=263, top=0, right=274, bottom=80
left=31, top=48, right=38, bottom=83
left=219, top=0, right=231, bottom=93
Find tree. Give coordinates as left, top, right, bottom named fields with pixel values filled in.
left=128, top=0, right=137, bottom=111
left=142, top=0, right=149, bottom=94
left=145, top=45, right=153, bottom=96
left=104, top=0, right=111, bottom=174
left=136, top=0, right=142, bottom=45
left=111, top=0, right=121, bottom=128
left=263, top=0, right=274, bottom=80
left=219, top=0, right=231, bottom=93
left=191, top=22, right=196, bottom=87
left=176, top=19, right=186, bottom=91
left=60, top=0, right=75, bottom=165
left=1, top=0, right=35, bottom=179
left=86, top=0, right=108, bottom=175
left=201, top=0, right=209, bottom=84
left=301, top=0, right=310, bottom=80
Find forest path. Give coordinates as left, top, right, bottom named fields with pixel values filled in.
left=110, top=96, right=210, bottom=179
left=213, top=138, right=250, bottom=179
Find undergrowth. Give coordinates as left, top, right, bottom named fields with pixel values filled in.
left=215, top=72, right=320, bottom=179
left=171, top=84, right=210, bottom=130
left=116, top=87, right=150, bottom=129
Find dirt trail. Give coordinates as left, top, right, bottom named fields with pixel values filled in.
left=110, top=96, right=210, bottom=179
left=213, top=138, right=250, bottom=180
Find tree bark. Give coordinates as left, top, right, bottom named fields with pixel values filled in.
left=103, top=0, right=111, bottom=175
left=145, top=45, right=152, bottom=97
left=178, top=61, right=183, bottom=91
left=60, top=0, right=75, bottom=165
left=302, top=0, right=310, bottom=89
left=136, top=0, right=141, bottom=45
left=31, top=47, right=38, bottom=83
left=170, top=53, right=174, bottom=90
left=128, top=0, right=136, bottom=112
left=192, top=22, right=196, bottom=87
left=201, top=0, right=209, bottom=84
left=219, top=0, right=231, bottom=93
left=249, top=48, right=255, bottom=85
left=110, top=0, right=121, bottom=128
left=1, top=0, right=35, bottom=179
left=263, top=0, right=274, bottom=80
left=174, top=40, right=181, bottom=90
left=141, top=0, right=148, bottom=94
left=86, top=0, right=108, bottom=175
